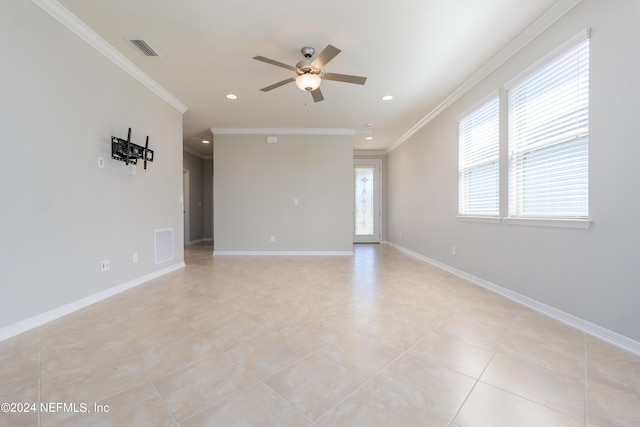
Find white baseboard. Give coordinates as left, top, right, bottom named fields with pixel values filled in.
left=385, top=241, right=640, bottom=356
left=213, top=250, right=353, bottom=256
left=185, top=237, right=213, bottom=246
left=0, top=262, right=185, bottom=342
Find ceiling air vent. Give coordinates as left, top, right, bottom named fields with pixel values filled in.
left=127, top=39, right=160, bottom=57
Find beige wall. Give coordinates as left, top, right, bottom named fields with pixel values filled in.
left=213, top=133, right=353, bottom=253
left=0, top=0, right=184, bottom=330
left=386, top=0, right=640, bottom=342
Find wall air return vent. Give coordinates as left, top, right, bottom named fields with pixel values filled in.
left=127, top=39, right=160, bottom=57
left=154, top=228, right=174, bottom=264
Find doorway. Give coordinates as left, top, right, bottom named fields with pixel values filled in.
left=183, top=169, right=190, bottom=245
left=353, top=160, right=381, bottom=243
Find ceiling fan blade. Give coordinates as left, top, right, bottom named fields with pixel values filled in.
left=311, top=45, right=341, bottom=68
left=322, top=72, right=367, bottom=85
left=253, top=56, right=297, bottom=71
left=260, top=77, right=295, bottom=92
left=311, top=88, right=324, bottom=102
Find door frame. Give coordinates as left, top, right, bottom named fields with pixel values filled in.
left=183, top=169, right=190, bottom=245
left=353, top=159, right=382, bottom=243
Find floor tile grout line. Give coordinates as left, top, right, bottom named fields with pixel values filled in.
left=297, top=332, right=396, bottom=424
left=268, top=274, right=476, bottom=424
left=106, top=311, right=182, bottom=427
left=309, top=321, right=450, bottom=424
left=442, top=350, right=493, bottom=426
left=172, top=336, right=326, bottom=426
left=107, top=299, right=241, bottom=383
left=310, top=374, right=374, bottom=425
left=506, top=310, right=590, bottom=422
left=142, top=273, right=319, bottom=423
left=175, top=379, right=263, bottom=426
left=451, top=306, right=587, bottom=424
left=227, top=329, right=380, bottom=424
left=254, top=375, right=317, bottom=425
left=447, top=305, right=526, bottom=426
left=267, top=348, right=372, bottom=423
left=474, top=379, right=586, bottom=422
left=38, top=313, right=144, bottom=426
left=38, top=314, right=122, bottom=421
left=258, top=352, right=316, bottom=383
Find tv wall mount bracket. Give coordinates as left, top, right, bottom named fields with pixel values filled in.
left=111, top=128, right=154, bottom=169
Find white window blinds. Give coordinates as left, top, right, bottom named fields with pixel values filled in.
left=508, top=35, right=589, bottom=219
left=458, top=95, right=500, bottom=216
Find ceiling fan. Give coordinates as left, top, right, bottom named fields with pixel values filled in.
left=253, top=45, right=367, bottom=102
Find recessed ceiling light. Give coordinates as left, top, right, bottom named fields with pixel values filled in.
left=365, top=136, right=373, bottom=140
left=382, top=95, right=393, bottom=101
left=226, top=94, right=237, bottom=100
left=202, top=140, right=210, bottom=144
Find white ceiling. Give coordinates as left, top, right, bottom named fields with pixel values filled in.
left=57, top=0, right=561, bottom=157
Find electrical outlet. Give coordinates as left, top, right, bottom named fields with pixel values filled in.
left=452, top=246, right=456, bottom=256
left=270, top=235, right=276, bottom=243
left=100, top=259, right=110, bottom=272
left=98, top=156, right=104, bottom=168
left=133, top=252, right=138, bottom=263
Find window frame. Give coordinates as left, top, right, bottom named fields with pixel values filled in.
left=457, top=91, right=501, bottom=220
left=505, top=29, right=591, bottom=228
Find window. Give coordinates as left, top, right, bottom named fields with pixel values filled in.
left=508, top=34, right=589, bottom=219
left=458, top=95, right=500, bottom=217
left=355, top=166, right=375, bottom=236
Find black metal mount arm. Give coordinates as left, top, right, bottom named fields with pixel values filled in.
left=111, top=128, right=154, bottom=169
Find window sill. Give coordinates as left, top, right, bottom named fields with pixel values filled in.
left=504, top=217, right=592, bottom=229
left=456, top=215, right=501, bottom=224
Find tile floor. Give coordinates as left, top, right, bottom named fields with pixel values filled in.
left=1, top=242, right=639, bottom=426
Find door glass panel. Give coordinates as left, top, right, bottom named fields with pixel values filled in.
left=355, top=167, right=375, bottom=236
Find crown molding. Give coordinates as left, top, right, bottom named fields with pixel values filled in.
left=32, top=0, right=188, bottom=114
left=353, top=150, right=388, bottom=156
left=387, top=0, right=583, bottom=153
left=211, top=127, right=356, bottom=136
left=183, top=146, right=213, bottom=160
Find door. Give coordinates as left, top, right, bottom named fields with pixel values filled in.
left=353, top=160, right=381, bottom=243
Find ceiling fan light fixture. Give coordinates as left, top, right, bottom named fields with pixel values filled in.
left=295, top=73, right=321, bottom=92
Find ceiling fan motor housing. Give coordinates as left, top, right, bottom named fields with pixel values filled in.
left=296, top=47, right=321, bottom=76
left=295, top=59, right=320, bottom=76
left=301, top=46, right=315, bottom=58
